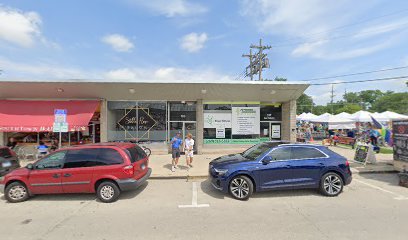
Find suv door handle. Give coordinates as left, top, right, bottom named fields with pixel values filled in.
left=63, top=173, right=72, bottom=177
left=285, top=165, right=291, bottom=168
left=52, top=174, right=60, bottom=178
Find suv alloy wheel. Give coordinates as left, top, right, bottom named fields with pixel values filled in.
left=229, top=175, right=253, bottom=200
left=320, top=172, right=344, bottom=197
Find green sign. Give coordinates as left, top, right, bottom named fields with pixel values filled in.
left=53, top=122, right=69, bottom=133
left=204, top=138, right=270, bottom=144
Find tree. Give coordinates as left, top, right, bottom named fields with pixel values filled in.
left=334, top=104, right=362, bottom=114
left=274, top=77, right=287, bottom=81
left=343, top=92, right=360, bottom=104
left=296, top=93, right=314, bottom=114
left=370, top=92, right=408, bottom=114
left=312, top=105, right=329, bottom=115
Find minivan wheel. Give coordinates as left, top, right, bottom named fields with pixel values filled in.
left=320, top=172, right=343, bottom=197
left=97, top=181, right=121, bottom=203
left=5, top=182, right=29, bottom=203
left=229, top=175, right=253, bottom=201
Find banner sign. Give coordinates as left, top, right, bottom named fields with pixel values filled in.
left=232, top=107, right=260, bottom=135
left=393, top=120, right=408, bottom=162
left=204, top=138, right=269, bottom=144
left=204, top=112, right=232, bottom=129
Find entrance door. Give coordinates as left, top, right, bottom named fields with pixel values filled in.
left=169, top=122, right=197, bottom=151
left=270, top=123, right=281, bottom=140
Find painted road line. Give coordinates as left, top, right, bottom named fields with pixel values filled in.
left=354, top=178, right=408, bottom=200
left=178, top=182, right=210, bottom=208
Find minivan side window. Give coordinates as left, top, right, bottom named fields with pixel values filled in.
left=95, top=148, right=124, bottom=166
left=35, top=151, right=66, bottom=170
left=268, top=147, right=291, bottom=161
left=64, top=149, right=99, bottom=168
left=291, top=147, right=326, bottom=160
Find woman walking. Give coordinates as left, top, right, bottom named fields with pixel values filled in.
left=184, top=133, right=194, bottom=168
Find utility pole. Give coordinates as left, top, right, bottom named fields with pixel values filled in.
left=330, top=84, right=335, bottom=114
left=242, top=38, right=272, bottom=81
left=242, top=49, right=255, bottom=81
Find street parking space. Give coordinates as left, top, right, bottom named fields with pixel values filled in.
left=1, top=173, right=408, bottom=240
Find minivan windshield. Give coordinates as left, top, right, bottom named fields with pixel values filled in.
left=126, top=146, right=147, bottom=163
left=241, top=143, right=272, bottom=160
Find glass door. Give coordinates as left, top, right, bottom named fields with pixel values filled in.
left=169, top=122, right=197, bottom=152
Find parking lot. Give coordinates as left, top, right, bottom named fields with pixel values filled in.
left=1, top=173, right=408, bottom=240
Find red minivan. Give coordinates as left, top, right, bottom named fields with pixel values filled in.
left=0, top=143, right=151, bottom=203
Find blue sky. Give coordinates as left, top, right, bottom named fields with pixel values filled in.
left=0, top=0, right=407, bottom=104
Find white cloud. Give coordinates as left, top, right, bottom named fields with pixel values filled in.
left=126, top=0, right=207, bottom=17
left=180, top=32, right=208, bottom=53
left=105, top=67, right=232, bottom=81
left=102, top=34, right=134, bottom=52
left=0, top=6, right=42, bottom=47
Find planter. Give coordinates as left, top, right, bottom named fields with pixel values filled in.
left=398, top=172, right=408, bottom=188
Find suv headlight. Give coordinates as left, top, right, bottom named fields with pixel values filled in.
left=214, top=168, right=228, bottom=176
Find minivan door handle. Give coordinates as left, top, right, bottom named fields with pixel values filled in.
left=63, top=173, right=72, bottom=177
left=52, top=174, right=60, bottom=178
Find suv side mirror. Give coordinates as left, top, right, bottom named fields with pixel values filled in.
left=26, top=163, right=34, bottom=170
left=262, top=156, right=273, bottom=165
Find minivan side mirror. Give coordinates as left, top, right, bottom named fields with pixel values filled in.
left=26, top=163, right=34, bottom=170
left=262, top=156, right=273, bottom=165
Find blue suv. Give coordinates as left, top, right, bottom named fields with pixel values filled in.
left=209, top=142, right=352, bottom=200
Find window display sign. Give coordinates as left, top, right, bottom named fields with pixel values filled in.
left=232, top=107, right=260, bottom=135
left=204, top=112, right=232, bottom=128
left=117, top=108, right=157, bottom=139
left=271, top=124, right=281, bottom=138
left=216, top=128, right=225, bottom=138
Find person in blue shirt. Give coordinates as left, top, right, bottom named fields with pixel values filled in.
left=37, top=141, right=49, bottom=158
left=171, top=132, right=183, bottom=172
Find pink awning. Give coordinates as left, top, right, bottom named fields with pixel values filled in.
left=0, top=100, right=100, bottom=132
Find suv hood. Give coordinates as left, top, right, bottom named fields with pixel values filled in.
left=210, top=153, right=252, bottom=166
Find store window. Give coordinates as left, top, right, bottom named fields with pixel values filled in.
left=260, top=105, right=282, bottom=121
left=107, top=101, right=167, bottom=142
left=169, top=102, right=196, bottom=121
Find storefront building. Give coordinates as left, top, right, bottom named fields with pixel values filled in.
left=0, top=80, right=308, bottom=154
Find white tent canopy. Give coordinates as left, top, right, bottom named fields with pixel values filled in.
left=350, top=110, right=373, bottom=122
left=297, top=112, right=318, bottom=121
left=334, top=112, right=352, bottom=119
left=378, top=111, right=408, bottom=121
left=311, top=114, right=356, bottom=129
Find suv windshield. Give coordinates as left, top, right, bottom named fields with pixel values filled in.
left=241, top=143, right=272, bottom=160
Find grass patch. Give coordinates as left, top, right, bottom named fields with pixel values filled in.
left=379, top=148, right=394, bottom=154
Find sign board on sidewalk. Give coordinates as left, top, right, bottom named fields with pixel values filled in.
left=354, top=144, right=369, bottom=163
left=393, top=120, right=408, bottom=162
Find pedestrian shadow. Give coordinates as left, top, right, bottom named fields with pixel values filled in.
left=199, top=179, right=225, bottom=199
left=163, top=164, right=189, bottom=171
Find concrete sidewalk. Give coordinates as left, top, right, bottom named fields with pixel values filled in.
left=148, top=146, right=396, bottom=178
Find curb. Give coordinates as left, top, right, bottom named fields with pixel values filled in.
left=355, top=170, right=399, bottom=174
left=149, top=175, right=208, bottom=180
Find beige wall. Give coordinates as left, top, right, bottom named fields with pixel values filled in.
left=100, top=99, right=108, bottom=142
left=281, top=99, right=297, bottom=142
left=0, top=132, right=4, bottom=146
left=196, top=99, right=204, bottom=154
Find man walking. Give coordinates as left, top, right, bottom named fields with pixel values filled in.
left=171, top=132, right=182, bottom=172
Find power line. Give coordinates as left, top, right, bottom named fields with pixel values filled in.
left=310, top=75, right=408, bottom=86
left=296, top=65, right=408, bottom=82
left=271, top=8, right=408, bottom=46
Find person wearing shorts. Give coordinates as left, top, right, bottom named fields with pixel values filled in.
left=184, top=133, right=194, bottom=168
left=171, top=132, right=182, bottom=172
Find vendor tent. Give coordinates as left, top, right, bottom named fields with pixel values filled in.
left=311, top=114, right=356, bottom=129
left=378, top=111, right=408, bottom=121
left=297, top=112, right=318, bottom=121
left=350, top=110, right=373, bottom=122
left=335, top=112, right=352, bottom=119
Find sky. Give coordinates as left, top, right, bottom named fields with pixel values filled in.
left=0, top=0, right=407, bottom=105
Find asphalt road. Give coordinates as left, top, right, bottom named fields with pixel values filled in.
left=1, top=173, right=408, bottom=240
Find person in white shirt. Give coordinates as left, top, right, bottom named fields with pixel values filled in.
left=184, top=133, right=194, bottom=168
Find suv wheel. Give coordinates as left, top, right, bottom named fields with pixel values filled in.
left=97, top=181, right=121, bottom=203
left=229, top=175, right=253, bottom=201
left=5, top=182, right=29, bottom=203
left=320, top=172, right=343, bottom=197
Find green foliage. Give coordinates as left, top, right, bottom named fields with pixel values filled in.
left=274, top=77, right=287, bottom=81
left=296, top=94, right=314, bottom=114
left=334, top=104, right=362, bottom=114
left=370, top=92, right=408, bottom=114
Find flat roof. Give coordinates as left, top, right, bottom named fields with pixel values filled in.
left=0, top=80, right=309, bottom=102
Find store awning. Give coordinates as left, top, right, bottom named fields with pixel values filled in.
left=0, top=100, right=100, bottom=132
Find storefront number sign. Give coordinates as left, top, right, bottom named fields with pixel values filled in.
left=232, top=107, right=260, bottom=135
left=117, top=108, right=157, bottom=139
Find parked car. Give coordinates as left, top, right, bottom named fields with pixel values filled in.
left=0, top=143, right=151, bottom=203
left=0, top=146, right=20, bottom=177
left=209, top=141, right=352, bottom=200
